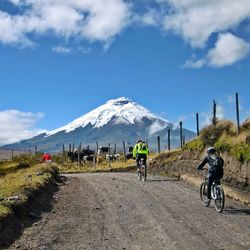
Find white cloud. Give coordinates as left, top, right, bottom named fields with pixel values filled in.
left=148, top=120, right=168, bottom=135
left=207, top=33, right=250, bottom=67
left=183, top=33, right=250, bottom=68
left=227, top=95, right=235, bottom=103
left=140, top=9, right=161, bottom=27
left=0, top=109, right=46, bottom=145
left=52, top=45, right=91, bottom=54
left=162, top=0, right=250, bottom=48
left=200, top=104, right=225, bottom=127
left=0, top=0, right=132, bottom=46
left=52, top=46, right=72, bottom=54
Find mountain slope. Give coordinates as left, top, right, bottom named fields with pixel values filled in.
left=1, top=97, right=195, bottom=152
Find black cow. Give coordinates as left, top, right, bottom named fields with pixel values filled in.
left=98, top=147, right=109, bottom=156
left=67, top=148, right=95, bottom=162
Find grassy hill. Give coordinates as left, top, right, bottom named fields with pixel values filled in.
left=148, top=118, right=250, bottom=203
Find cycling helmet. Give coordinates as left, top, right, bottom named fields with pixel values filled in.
left=137, top=139, right=142, bottom=143
left=207, top=147, right=216, bottom=155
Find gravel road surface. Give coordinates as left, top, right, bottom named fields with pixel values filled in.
left=5, top=173, right=250, bottom=250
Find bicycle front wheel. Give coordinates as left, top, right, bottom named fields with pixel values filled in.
left=214, top=185, right=225, bottom=213
left=200, top=182, right=210, bottom=207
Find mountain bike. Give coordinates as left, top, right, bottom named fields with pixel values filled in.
left=200, top=173, right=225, bottom=213
left=137, top=158, right=147, bottom=182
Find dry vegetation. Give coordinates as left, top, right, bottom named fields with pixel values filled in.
left=183, top=119, right=250, bottom=162
left=0, top=154, right=59, bottom=220
left=58, top=158, right=135, bottom=174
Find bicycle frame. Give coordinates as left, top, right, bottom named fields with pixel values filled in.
left=200, top=173, right=225, bottom=213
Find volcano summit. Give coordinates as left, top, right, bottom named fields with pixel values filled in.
left=1, top=97, right=195, bottom=152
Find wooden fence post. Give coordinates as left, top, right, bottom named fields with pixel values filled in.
left=167, top=129, right=171, bottom=151
left=72, top=143, right=75, bottom=152
left=108, top=143, right=111, bottom=168
left=62, top=144, right=65, bottom=165
left=236, top=92, right=240, bottom=135
left=157, top=136, right=161, bottom=153
left=179, top=121, right=183, bottom=148
left=11, top=149, right=14, bottom=160
left=93, top=150, right=96, bottom=167
left=78, top=145, right=81, bottom=166
left=114, top=144, right=116, bottom=155
left=123, top=141, right=126, bottom=162
left=69, top=144, right=71, bottom=153
left=196, top=113, right=200, bottom=136
left=212, top=100, right=217, bottom=126
left=96, top=141, right=99, bottom=152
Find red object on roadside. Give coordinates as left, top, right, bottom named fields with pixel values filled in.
left=42, top=153, right=52, bottom=162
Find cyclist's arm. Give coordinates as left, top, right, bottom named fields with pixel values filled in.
left=132, top=145, right=138, bottom=158
left=197, top=156, right=209, bottom=170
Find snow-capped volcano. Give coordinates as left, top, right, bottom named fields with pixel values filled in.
left=1, top=97, right=195, bottom=152
left=47, top=97, right=170, bottom=135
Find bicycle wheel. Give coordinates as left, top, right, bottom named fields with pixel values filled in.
left=214, top=185, right=225, bottom=213
left=142, top=164, right=146, bottom=182
left=200, top=182, right=210, bottom=207
left=137, top=165, right=141, bottom=180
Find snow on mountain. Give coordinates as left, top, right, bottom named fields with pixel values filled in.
left=47, top=97, right=170, bottom=136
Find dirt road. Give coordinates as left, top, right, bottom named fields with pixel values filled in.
left=5, top=173, right=250, bottom=250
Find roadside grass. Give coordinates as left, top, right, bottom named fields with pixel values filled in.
left=0, top=163, right=59, bottom=220
left=59, top=159, right=136, bottom=173
left=151, top=119, right=250, bottom=165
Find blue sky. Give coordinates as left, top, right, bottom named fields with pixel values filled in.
left=0, top=0, right=250, bottom=145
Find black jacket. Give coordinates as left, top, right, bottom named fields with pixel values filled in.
left=197, top=155, right=224, bottom=174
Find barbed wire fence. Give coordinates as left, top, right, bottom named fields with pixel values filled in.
left=0, top=92, right=243, bottom=162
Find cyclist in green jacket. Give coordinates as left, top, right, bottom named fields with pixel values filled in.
left=133, top=139, right=149, bottom=172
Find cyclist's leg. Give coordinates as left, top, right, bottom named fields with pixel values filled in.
left=207, top=172, right=216, bottom=199
left=142, top=155, right=147, bottom=177
left=136, top=154, right=141, bottom=172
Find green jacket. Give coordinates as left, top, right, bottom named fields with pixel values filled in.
left=133, top=142, right=149, bottom=158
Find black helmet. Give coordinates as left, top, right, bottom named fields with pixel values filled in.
left=207, top=147, right=216, bottom=155
left=137, top=139, right=142, bottom=143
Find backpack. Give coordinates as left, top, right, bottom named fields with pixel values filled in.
left=141, top=142, right=147, bottom=150
left=211, top=154, right=224, bottom=169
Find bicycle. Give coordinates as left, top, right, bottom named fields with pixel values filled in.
left=137, top=158, right=147, bottom=182
left=200, top=173, right=225, bottom=213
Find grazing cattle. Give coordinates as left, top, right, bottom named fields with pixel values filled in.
left=126, top=153, right=133, bottom=160
left=98, top=147, right=109, bottom=156
left=128, top=145, right=134, bottom=153
left=67, top=148, right=95, bottom=163
left=105, top=153, right=120, bottom=161
left=83, top=155, right=96, bottom=164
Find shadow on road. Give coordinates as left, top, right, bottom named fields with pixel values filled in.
left=223, top=206, right=250, bottom=215
left=147, top=178, right=179, bottom=182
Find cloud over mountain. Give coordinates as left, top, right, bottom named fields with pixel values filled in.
left=0, top=109, right=46, bottom=145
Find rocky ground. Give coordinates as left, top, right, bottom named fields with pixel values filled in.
left=2, top=173, right=250, bottom=250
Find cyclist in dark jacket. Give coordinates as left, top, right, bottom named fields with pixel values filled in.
left=197, top=147, right=224, bottom=200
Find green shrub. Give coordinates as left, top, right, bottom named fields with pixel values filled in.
left=241, top=119, right=250, bottom=132
left=230, top=143, right=250, bottom=162
left=214, top=134, right=232, bottom=152
left=183, top=138, right=205, bottom=152
left=200, top=120, right=236, bottom=145
left=12, top=153, right=43, bottom=166
left=246, top=133, right=250, bottom=145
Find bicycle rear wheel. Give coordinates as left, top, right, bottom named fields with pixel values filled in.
left=214, top=185, right=225, bottom=213
left=142, top=165, right=147, bottom=182
left=137, top=167, right=141, bottom=180
left=200, top=182, right=210, bottom=207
